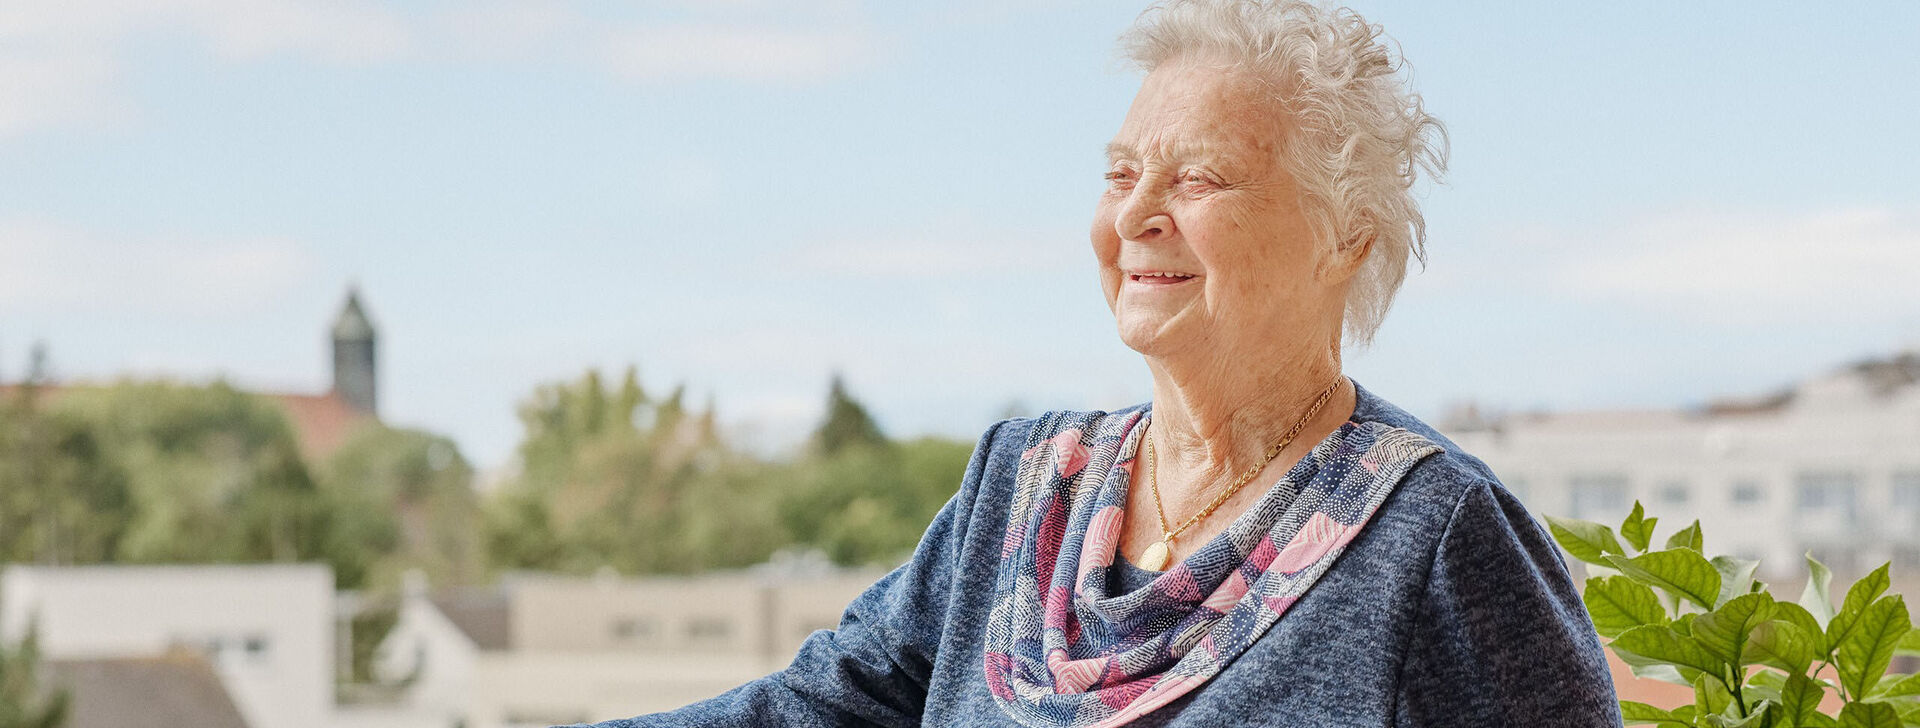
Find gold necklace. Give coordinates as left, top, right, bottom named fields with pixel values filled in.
left=1137, top=375, right=1346, bottom=571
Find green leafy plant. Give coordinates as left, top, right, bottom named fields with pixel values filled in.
left=1550, top=501, right=1920, bottom=727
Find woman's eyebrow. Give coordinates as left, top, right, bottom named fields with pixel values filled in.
left=1105, top=139, right=1224, bottom=165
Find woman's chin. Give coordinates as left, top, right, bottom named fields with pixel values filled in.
left=1115, top=320, right=1186, bottom=357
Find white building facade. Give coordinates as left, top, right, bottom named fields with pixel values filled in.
left=0, top=564, right=336, bottom=728
left=1446, top=351, right=1920, bottom=585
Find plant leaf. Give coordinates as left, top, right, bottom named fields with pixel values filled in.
left=1772, top=601, right=1831, bottom=658
left=1745, top=668, right=1786, bottom=700
left=1612, top=624, right=1725, bottom=682
left=1619, top=700, right=1694, bottom=727
left=1696, top=670, right=1734, bottom=717
left=1865, top=671, right=1920, bottom=700
left=1694, top=592, right=1776, bottom=665
left=1712, top=554, right=1763, bottom=609
left=1889, top=700, right=1920, bottom=726
left=1621, top=500, right=1655, bottom=553
left=1607, top=548, right=1724, bottom=611
left=1894, top=628, right=1920, bottom=656
left=1704, top=700, right=1775, bottom=728
left=1587, top=575, right=1671, bottom=639
left=1777, top=671, right=1824, bottom=728
left=1547, top=515, right=1629, bottom=566
left=1829, top=563, right=1893, bottom=649
left=1801, top=552, right=1836, bottom=628
left=1665, top=519, right=1704, bottom=553
left=1749, top=619, right=1815, bottom=674
left=1836, top=594, right=1911, bottom=700
left=1837, top=700, right=1900, bottom=728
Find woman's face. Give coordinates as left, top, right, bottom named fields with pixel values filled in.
left=1092, top=57, right=1341, bottom=359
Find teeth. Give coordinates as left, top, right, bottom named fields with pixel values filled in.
left=1137, top=272, right=1192, bottom=279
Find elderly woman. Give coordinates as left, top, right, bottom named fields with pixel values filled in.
left=576, top=1, right=1618, bottom=726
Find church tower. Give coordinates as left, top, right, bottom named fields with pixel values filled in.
left=331, top=286, right=378, bottom=416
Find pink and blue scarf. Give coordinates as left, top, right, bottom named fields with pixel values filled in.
left=982, top=406, right=1441, bottom=727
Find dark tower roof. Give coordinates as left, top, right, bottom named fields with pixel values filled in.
left=332, top=287, right=376, bottom=341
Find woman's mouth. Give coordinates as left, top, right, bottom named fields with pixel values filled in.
left=1128, top=272, right=1197, bottom=285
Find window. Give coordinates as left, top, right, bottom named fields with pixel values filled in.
left=1658, top=481, right=1689, bottom=506
left=686, top=618, right=733, bottom=641
left=243, top=635, right=270, bottom=663
left=1569, top=474, right=1628, bottom=521
left=1894, top=472, right=1920, bottom=508
left=1730, top=480, right=1765, bottom=506
left=611, top=617, right=655, bottom=642
left=1796, top=471, right=1860, bottom=525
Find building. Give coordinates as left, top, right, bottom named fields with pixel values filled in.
left=369, top=555, right=890, bottom=728
left=45, top=649, right=254, bottom=728
left=1446, top=349, right=1920, bottom=584
left=1441, top=349, right=1920, bottom=711
left=0, top=564, right=337, bottom=728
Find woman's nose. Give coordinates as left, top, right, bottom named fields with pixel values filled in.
left=1115, top=188, right=1173, bottom=242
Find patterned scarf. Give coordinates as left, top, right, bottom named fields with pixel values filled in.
left=982, top=405, right=1441, bottom=727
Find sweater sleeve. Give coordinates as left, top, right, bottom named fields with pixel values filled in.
left=1392, top=475, right=1623, bottom=727
left=564, top=418, right=1018, bottom=728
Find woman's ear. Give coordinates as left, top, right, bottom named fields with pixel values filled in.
left=1319, top=228, right=1375, bottom=284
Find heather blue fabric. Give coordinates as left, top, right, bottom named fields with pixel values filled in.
left=566, top=379, right=1622, bottom=727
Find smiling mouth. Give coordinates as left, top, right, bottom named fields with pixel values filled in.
left=1128, top=272, right=1197, bottom=284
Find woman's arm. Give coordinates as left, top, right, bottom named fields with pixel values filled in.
left=1392, top=475, right=1623, bottom=727
left=566, top=417, right=1023, bottom=728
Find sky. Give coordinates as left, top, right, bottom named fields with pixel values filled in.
left=3, top=0, right=1918, bottom=472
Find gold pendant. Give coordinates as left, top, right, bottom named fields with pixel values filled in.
left=1140, top=540, right=1172, bottom=571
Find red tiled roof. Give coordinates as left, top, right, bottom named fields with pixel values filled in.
left=267, top=390, right=375, bottom=461
left=1, top=383, right=374, bottom=461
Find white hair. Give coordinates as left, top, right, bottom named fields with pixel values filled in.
left=1120, top=0, right=1448, bottom=348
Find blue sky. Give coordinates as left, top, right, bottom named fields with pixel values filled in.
left=3, top=0, right=1918, bottom=470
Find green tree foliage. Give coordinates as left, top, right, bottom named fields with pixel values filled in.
left=777, top=437, right=975, bottom=565
left=486, top=366, right=782, bottom=574
left=0, top=623, right=71, bottom=728
left=50, top=381, right=333, bottom=567
left=813, top=373, right=887, bottom=456
left=318, top=424, right=482, bottom=590
left=0, top=361, right=482, bottom=591
left=488, top=369, right=978, bottom=573
left=0, top=382, right=132, bottom=566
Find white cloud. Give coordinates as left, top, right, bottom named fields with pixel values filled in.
left=0, top=218, right=317, bottom=315
left=0, top=0, right=892, bottom=138
left=440, top=0, right=890, bottom=83
left=597, top=24, right=883, bottom=83
left=785, top=228, right=1089, bottom=278
left=1520, top=206, right=1920, bottom=325
left=0, top=0, right=410, bottom=137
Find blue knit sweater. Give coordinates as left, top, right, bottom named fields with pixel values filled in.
left=568, top=379, right=1622, bottom=727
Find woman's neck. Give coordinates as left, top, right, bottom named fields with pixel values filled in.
left=1142, top=339, right=1351, bottom=494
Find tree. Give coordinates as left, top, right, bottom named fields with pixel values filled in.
left=813, top=373, right=886, bottom=456
left=48, top=380, right=338, bottom=579
left=0, top=622, right=71, bottom=728
left=0, top=347, right=133, bottom=566
left=319, top=424, right=482, bottom=589
left=487, top=367, right=780, bottom=575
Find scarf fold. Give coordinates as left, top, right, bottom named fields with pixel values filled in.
left=982, top=405, right=1441, bottom=728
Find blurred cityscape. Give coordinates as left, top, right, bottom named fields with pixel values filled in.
left=0, top=288, right=974, bottom=727
left=5, top=286, right=1920, bottom=725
